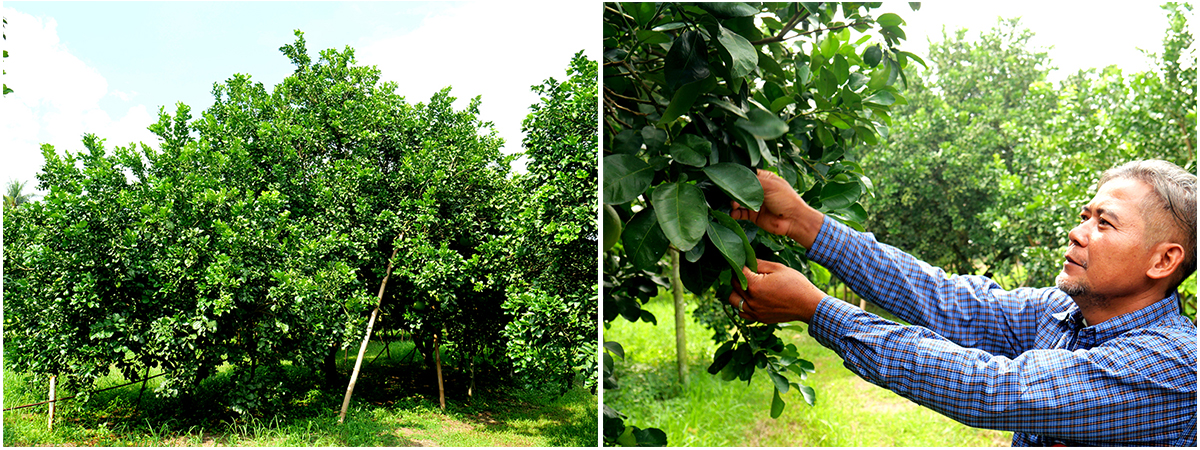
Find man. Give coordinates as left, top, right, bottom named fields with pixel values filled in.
left=728, top=160, right=1197, bottom=446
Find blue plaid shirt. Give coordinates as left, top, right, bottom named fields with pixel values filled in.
left=805, top=217, right=1197, bottom=446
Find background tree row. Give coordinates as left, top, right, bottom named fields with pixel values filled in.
left=859, top=3, right=1196, bottom=319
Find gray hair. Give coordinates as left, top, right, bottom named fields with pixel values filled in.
left=1099, top=160, right=1197, bottom=293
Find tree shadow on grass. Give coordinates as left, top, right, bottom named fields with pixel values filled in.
left=453, top=387, right=598, bottom=447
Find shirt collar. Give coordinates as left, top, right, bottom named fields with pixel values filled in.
left=1052, top=292, right=1183, bottom=341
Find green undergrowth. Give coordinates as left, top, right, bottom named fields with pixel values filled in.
left=604, top=294, right=1012, bottom=447
left=4, top=339, right=597, bottom=447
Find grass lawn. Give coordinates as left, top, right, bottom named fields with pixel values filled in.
left=603, top=291, right=1012, bottom=447
left=4, top=339, right=597, bottom=446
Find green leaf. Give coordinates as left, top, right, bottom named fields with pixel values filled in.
left=622, top=2, right=658, bottom=28
left=808, top=261, right=831, bottom=286
left=769, top=369, right=790, bottom=394
left=633, top=427, right=669, bottom=446
left=717, top=25, right=758, bottom=79
left=604, top=341, right=626, bottom=360
left=636, top=30, right=672, bottom=45
left=696, top=2, right=758, bottom=18
left=818, top=180, right=862, bottom=210
left=769, top=96, right=796, bottom=113
left=616, top=427, right=637, bottom=446
left=603, top=154, right=653, bottom=204
left=639, top=309, right=658, bottom=325
left=877, top=13, right=905, bottom=27
left=796, top=65, right=812, bottom=86
left=710, top=209, right=756, bottom=272
left=756, top=48, right=786, bottom=79
left=706, top=221, right=748, bottom=288
left=816, top=67, right=838, bottom=98
left=670, top=134, right=712, bottom=167
left=652, top=182, right=708, bottom=252
left=612, top=129, right=643, bottom=154
left=848, top=72, right=869, bottom=91
left=702, top=163, right=764, bottom=211
left=863, top=44, right=882, bottom=68
left=832, top=55, right=849, bottom=85
left=705, top=97, right=748, bottom=119
left=826, top=113, right=852, bottom=130
left=659, top=74, right=716, bottom=126
left=798, top=384, right=817, bottom=406
left=736, top=108, right=789, bottom=139
left=621, top=208, right=670, bottom=271
left=898, top=50, right=927, bottom=69
left=708, top=341, right=737, bottom=374
left=642, top=126, right=668, bottom=151
left=770, top=387, right=786, bottom=418
left=818, top=36, right=838, bottom=59
left=864, top=90, right=895, bottom=106
left=665, top=30, right=711, bottom=91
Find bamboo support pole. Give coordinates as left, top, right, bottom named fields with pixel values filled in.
left=338, top=237, right=402, bottom=424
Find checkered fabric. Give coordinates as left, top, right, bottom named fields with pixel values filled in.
left=804, top=217, right=1197, bottom=446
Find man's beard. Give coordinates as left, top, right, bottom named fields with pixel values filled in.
left=1056, top=274, right=1112, bottom=310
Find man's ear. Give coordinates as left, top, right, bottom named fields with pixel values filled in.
left=1146, top=242, right=1185, bottom=281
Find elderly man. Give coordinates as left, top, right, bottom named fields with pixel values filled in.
left=728, top=160, right=1197, bottom=446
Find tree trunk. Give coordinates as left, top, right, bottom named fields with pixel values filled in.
left=323, top=345, right=340, bottom=389
left=670, top=249, right=688, bottom=385
left=338, top=239, right=402, bottom=424
left=468, top=344, right=476, bottom=400
left=435, top=332, right=446, bottom=410
left=137, top=367, right=150, bottom=409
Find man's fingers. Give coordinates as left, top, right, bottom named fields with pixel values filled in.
left=730, top=202, right=757, bottom=221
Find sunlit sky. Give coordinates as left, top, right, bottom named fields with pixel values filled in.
left=1, top=1, right=599, bottom=193
left=2, top=2, right=1190, bottom=197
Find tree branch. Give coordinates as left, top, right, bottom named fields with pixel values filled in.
left=750, top=10, right=809, bottom=46
left=753, top=20, right=869, bottom=46
left=604, top=86, right=655, bottom=105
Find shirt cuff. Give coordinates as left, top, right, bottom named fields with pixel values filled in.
left=807, top=296, right=861, bottom=352
left=807, top=216, right=853, bottom=267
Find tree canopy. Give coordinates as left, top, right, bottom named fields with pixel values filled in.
left=3, top=30, right=598, bottom=414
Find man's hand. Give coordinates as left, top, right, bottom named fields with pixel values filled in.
left=728, top=259, right=826, bottom=324
left=729, top=169, right=824, bottom=248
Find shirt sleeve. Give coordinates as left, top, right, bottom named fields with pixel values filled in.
left=807, top=216, right=1061, bottom=357
left=808, top=297, right=1197, bottom=445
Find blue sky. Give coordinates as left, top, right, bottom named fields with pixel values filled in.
left=2, top=1, right=598, bottom=191
left=2, top=2, right=1190, bottom=196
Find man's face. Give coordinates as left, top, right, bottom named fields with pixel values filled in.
left=1056, top=177, right=1157, bottom=307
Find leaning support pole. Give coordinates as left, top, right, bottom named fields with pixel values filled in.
left=338, top=237, right=403, bottom=424
left=47, top=375, right=56, bottom=430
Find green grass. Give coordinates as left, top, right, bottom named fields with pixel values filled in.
left=4, top=339, right=597, bottom=447
left=604, top=292, right=1012, bottom=447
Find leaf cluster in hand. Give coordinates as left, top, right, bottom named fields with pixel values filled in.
left=602, top=1, right=921, bottom=438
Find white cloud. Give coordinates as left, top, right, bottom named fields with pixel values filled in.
left=356, top=1, right=597, bottom=173
left=1, top=7, right=159, bottom=192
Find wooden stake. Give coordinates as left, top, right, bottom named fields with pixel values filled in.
left=435, top=332, right=446, bottom=410
left=338, top=237, right=403, bottom=424
left=47, top=375, right=56, bottom=430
